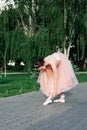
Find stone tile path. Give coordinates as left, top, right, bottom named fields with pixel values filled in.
left=0, top=82, right=87, bottom=130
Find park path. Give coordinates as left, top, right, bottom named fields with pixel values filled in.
left=0, top=82, right=87, bottom=130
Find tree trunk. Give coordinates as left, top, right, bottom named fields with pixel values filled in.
left=4, top=56, right=6, bottom=78
left=64, top=41, right=72, bottom=58
left=28, top=15, right=34, bottom=36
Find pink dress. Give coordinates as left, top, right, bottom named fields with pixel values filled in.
left=37, top=52, right=79, bottom=98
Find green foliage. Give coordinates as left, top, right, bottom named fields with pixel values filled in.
left=73, top=64, right=79, bottom=72
left=30, top=68, right=39, bottom=80
left=21, top=27, right=52, bottom=71
left=10, top=26, right=25, bottom=60
left=0, top=0, right=87, bottom=71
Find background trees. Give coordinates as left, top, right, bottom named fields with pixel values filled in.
left=0, top=0, right=87, bottom=72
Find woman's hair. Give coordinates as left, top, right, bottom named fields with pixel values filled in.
left=34, top=57, right=44, bottom=68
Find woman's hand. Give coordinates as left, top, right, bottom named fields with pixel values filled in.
left=38, top=66, right=46, bottom=71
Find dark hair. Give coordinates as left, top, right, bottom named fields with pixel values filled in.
left=34, top=57, right=44, bottom=68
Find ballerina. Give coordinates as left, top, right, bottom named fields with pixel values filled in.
left=34, top=51, right=79, bottom=105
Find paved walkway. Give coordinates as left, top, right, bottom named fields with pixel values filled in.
left=0, top=82, right=87, bottom=130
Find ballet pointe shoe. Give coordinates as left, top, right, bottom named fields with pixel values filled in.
left=54, top=94, right=65, bottom=103
left=43, top=98, right=52, bottom=105
left=54, top=98, right=65, bottom=103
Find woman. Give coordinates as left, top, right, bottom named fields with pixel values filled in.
left=34, top=51, right=78, bottom=105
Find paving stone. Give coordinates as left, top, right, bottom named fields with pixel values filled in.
left=0, top=82, right=87, bottom=130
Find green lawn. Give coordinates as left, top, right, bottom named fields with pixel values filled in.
left=76, top=73, right=87, bottom=83
left=0, top=73, right=87, bottom=98
left=0, top=74, right=39, bottom=98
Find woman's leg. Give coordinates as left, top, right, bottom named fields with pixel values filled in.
left=43, top=93, right=53, bottom=105
left=54, top=92, right=65, bottom=103
left=42, top=70, right=54, bottom=105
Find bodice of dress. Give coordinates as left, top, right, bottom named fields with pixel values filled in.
left=44, top=52, right=60, bottom=68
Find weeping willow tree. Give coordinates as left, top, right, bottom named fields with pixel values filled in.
left=10, top=26, right=25, bottom=60
left=0, top=0, right=87, bottom=72
left=63, top=0, right=79, bottom=58
left=0, top=5, right=26, bottom=73
left=12, top=0, right=87, bottom=70
left=21, top=27, right=50, bottom=71
left=62, top=0, right=87, bottom=60
left=15, top=0, right=65, bottom=71
left=74, top=0, right=87, bottom=66
left=0, top=9, right=11, bottom=77
left=80, top=4, right=87, bottom=61
left=36, top=0, right=64, bottom=51
left=9, top=0, right=38, bottom=36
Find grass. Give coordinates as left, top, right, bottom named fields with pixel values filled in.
left=0, top=73, right=87, bottom=98
left=0, top=74, right=39, bottom=98
left=76, top=73, right=87, bottom=83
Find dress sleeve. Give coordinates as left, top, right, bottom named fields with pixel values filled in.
left=53, top=53, right=60, bottom=61
left=44, top=53, right=60, bottom=68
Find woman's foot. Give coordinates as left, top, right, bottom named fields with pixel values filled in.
left=43, top=98, right=52, bottom=105
left=54, top=98, right=65, bottom=103
left=54, top=93, right=65, bottom=103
